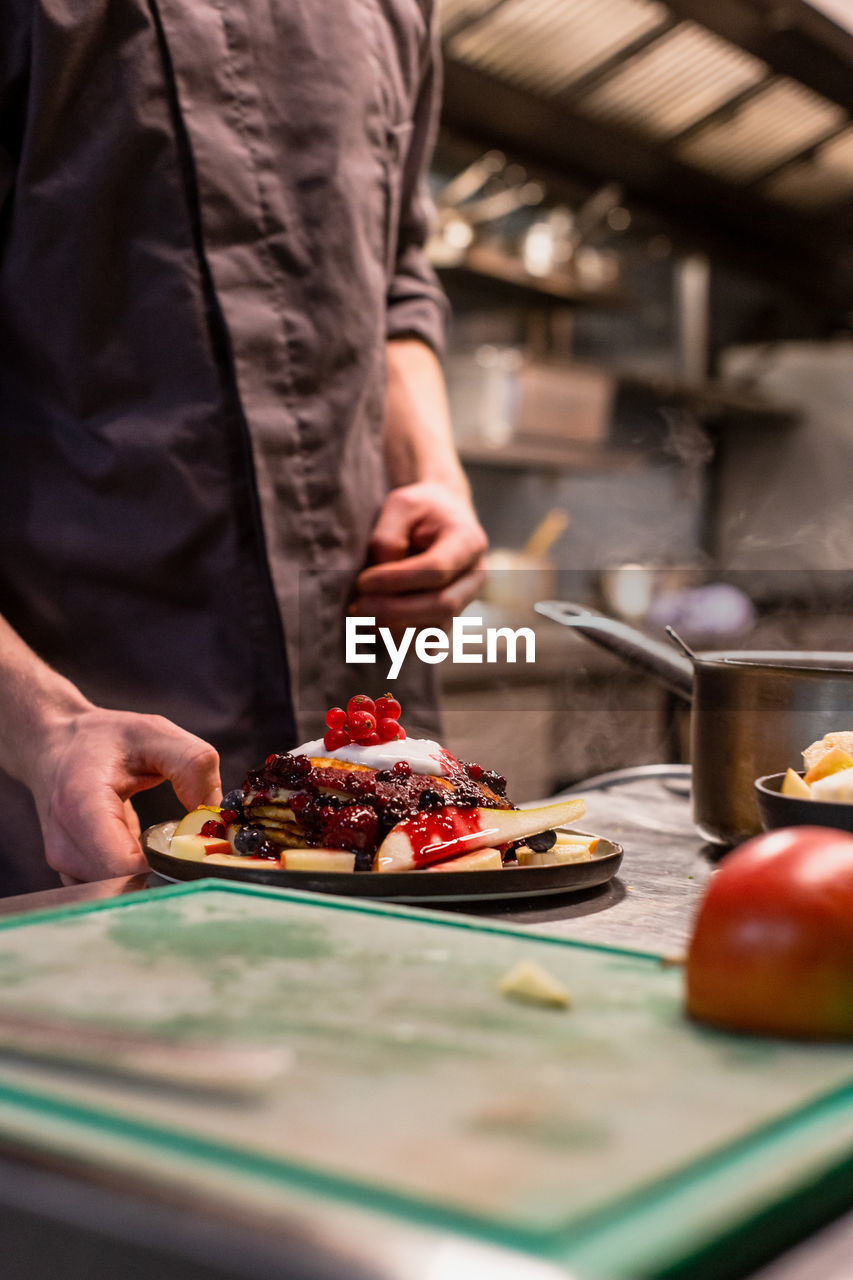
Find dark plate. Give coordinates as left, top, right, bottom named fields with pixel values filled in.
left=755, top=772, right=853, bottom=834
left=143, top=822, right=623, bottom=904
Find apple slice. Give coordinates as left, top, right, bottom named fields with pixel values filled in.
left=174, top=806, right=222, bottom=838
left=373, top=799, right=585, bottom=873
left=170, top=834, right=234, bottom=861
left=781, top=768, right=811, bottom=799
left=423, top=848, right=503, bottom=873
left=282, top=849, right=356, bottom=873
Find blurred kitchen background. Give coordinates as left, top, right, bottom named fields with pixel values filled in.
left=431, top=0, right=853, bottom=797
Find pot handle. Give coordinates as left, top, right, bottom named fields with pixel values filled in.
left=535, top=601, right=694, bottom=701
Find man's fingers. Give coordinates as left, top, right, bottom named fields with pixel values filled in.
left=45, top=790, right=149, bottom=883
left=124, top=718, right=222, bottom=812
left=34, top=709, right=222, bottom=885
left=352, top=566, right=486, bottom=630
left=124, top=798, right=142, bottom=839
left=358, top=528, right=484, bottom=596
left=368, top=499, right=415, bottom=565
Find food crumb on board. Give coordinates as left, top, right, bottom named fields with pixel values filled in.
left=498, top=960, right=571, bottom=1009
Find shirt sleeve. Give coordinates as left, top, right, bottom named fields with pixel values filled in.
left=385, top=6, right=449, bottom=357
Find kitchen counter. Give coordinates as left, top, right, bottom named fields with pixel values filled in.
left=0, top=770, right=850, bottom=1280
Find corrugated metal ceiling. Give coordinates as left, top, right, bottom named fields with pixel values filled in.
left=446, top=0, right=669, bottom=97
left=578, top=23, right=767, bottom=140
left=763, top=126, right=853, bottom=210
left=676, top=77, right=845, bottom=181
left=440, top=0, right=853, bottom=214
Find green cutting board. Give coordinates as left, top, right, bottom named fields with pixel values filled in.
left=0, top=881, right=852, bottom=1279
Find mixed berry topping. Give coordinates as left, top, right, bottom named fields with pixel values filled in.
left=224, top=694, right=515, bottom=866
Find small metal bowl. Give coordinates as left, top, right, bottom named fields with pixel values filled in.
left=755, top=772, right=853, bottom=834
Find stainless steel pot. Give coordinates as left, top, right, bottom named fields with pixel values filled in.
left=536, top=600, right=853, bottom=846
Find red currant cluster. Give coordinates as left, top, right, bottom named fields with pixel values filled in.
left=323, top=693, right=406, bottom=752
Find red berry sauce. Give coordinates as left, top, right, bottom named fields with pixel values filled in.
left=394, top=807, right=485, bottom=868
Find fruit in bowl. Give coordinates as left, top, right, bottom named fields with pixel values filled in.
left=756, top=730, right=853, bottom=835
left=170, top=694, right=588, bottom=875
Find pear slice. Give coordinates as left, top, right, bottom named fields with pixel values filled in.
left=374, top=799, right=585, bottom=872
left=174, top=806, right=222, bottom=838
left=423, top=847, right=503, bottom=873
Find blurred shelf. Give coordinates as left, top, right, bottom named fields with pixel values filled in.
left=457, top=441, right=637, bottom=471
left=615, top=370, right=800, bottom=425
left=436, top=245, right=627, bottom=307
left=454, top=368, right=798, bottom=472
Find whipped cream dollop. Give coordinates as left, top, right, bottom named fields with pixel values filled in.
left=293, top=736, right=457, bottom=778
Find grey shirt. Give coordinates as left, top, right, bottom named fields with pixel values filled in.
left=0, top=0, right=447, bottom=891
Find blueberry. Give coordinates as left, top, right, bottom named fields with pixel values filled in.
left=220, top=789, right=245, bottom=821
left=234, top=824, right=265, bottom=855
left=482, top=769, right=507, bottom=796
left=526, top=829, right=557, bottom=853
left=418, top=788, right=443, bottom=810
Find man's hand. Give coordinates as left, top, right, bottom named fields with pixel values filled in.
left=353, top=481, right=487, bottom=628
left=30, top=708, right=221, bottom=884
left=366, top=340, right=489, bottom=628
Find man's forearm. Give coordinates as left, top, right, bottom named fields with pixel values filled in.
left=383, top=339, right=470, bottom=497
left=0, top=615, right=92, bottom=786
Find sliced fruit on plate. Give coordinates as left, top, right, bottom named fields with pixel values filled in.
left=423, top=848, right=503, bottom=873
left=373, top=799, right=586, bottom=873
left=516, top=841, right=595, bottom=866
left=174, top=806, right=223, bottom=837
left=281, top=849, right=356, bottom=873
left=171, top=834, right=243, bottom=861
left=201, top=853, right=283, bottom=868
left=781, top=768, right=811, bottom=798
